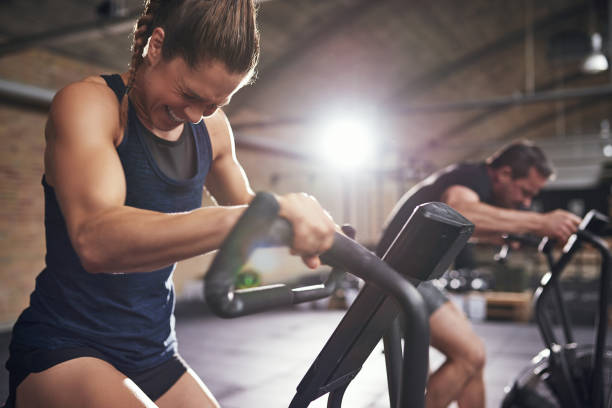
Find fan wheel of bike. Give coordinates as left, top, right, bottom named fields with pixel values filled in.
left=502, top=345, right=612, bottom=408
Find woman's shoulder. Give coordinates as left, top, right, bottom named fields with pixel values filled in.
left=54, top=75, right=119, bottom=106
left=203, top=108, right=231, bottom=135
left=52, top=75, right=122, bottom=118
left=203, top=109, right=234, bottom=157
left=48, top=75, right=123, bottom=142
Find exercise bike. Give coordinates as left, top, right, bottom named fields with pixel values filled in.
left=501, top=209, right=612, bottom=408
left=203, top=192, right=474, bottom=407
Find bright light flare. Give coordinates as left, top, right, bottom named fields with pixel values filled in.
left=319, top=117, right=374, bottom=170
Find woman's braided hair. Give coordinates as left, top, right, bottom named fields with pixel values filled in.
left=120, top=0, right=260, bottom=126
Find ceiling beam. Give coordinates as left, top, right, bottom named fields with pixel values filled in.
left=427, top=98, right=605, bottom=165
left=0, top=8, right=141, bottom=57
left=406, top=93, right=607, bottom=162
left=383, top=3, right=589, bottom=106
left=230, top=80, right=612, bottom=130
left=392, top=83, right=612, bottom=114
left=498, top=98, right=605, bottom=141
left=430, top=72, right=586, bottom=143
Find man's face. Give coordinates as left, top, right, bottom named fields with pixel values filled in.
left=492, top=166, right=548, bottom=209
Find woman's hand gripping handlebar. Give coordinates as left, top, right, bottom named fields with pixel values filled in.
left=203, top=192, right=427, bottom=319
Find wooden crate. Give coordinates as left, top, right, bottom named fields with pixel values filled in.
left=484, top=291, right=532, bottom=322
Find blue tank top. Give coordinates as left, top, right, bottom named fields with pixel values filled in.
left=9, top=74, right=213, bottom=370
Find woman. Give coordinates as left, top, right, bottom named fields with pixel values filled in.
left=4, top=1, right=336, bottom=407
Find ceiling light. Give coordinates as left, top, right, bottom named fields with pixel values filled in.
left=319, top=117, right=374, bottom=171
left=582, top=33, right=608, bottom=74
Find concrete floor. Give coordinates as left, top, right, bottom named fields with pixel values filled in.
left=0, top=300, right=601, bottom=407
left=171, top=305, right=544, bottom=408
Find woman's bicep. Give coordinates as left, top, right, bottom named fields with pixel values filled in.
left=46, top=83, right=126, bottom=239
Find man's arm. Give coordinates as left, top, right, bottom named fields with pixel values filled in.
left=441, top=185, right=580, bottom=243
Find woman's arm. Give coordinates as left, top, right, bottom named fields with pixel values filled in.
left=204, top=109, right=254, bottom=206
left=204, top=109, right=336, bottom=269
left=46, top=80, right=247, bottom=274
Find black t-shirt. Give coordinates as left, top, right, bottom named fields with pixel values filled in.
left=376, top=162, right=493, bottom=259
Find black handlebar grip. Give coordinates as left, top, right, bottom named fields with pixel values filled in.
left=548, top=210, right=609, bottom=256
left=341, top=224, right=356, bottom=240
left=204, top=192, right=346, bottom=318
left=204, top=193, right=294, bottom=318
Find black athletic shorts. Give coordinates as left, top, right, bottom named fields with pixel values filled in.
left=4, top=344, right=188, bottom=407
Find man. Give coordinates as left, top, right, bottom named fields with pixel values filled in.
left=377, top=140, right=581, bottom=408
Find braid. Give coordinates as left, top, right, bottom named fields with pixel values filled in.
left=120, top=0, right=161, bottom=127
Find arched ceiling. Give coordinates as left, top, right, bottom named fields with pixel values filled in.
left=1, top=0, right=611, bottom=186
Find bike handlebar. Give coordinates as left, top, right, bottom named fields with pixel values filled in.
left=204, top=193, right=474, bottom=319
left=204, top=192, right=425, bottom=318
left=204, top=192, right=342, bottom=317
left=533, top=209, right=610, bottom=344
left=495, top=210, right=610, bottom=263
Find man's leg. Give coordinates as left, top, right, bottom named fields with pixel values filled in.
left=426, top=301, right=486, bottom=408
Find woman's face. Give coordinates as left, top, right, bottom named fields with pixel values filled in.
left=140, top=55, right=247, bottom=131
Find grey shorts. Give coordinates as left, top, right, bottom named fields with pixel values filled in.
left=417, top=280, right=450, bottom=316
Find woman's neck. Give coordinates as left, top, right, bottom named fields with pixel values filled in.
left=122, top=71, right=184, bottom=142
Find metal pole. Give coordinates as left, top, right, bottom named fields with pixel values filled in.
left=609, top=0, right=612, bottom=83
left=0, top=78, right=55, bottom=110
left=524, top=0, right=535, bottom=94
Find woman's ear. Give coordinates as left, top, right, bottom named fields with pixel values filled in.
left=143, top=27, right=165, bottom=66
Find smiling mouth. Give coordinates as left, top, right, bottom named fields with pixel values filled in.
left=166, top=106, right=183, bottom=124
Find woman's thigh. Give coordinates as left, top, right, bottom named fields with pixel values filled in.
left=16, top=357, right=157, bottom=408
left=156, top=368, right=219, bottom=408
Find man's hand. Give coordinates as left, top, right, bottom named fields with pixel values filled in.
left=539, top=209, right=581, bottom=243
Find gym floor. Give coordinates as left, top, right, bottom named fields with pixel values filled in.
left=0, top=300, right=600, bottom=408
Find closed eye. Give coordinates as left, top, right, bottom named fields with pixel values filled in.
left=183, top=93, right=200, bottom=102
left=522, top=188, right=536, bottom=198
